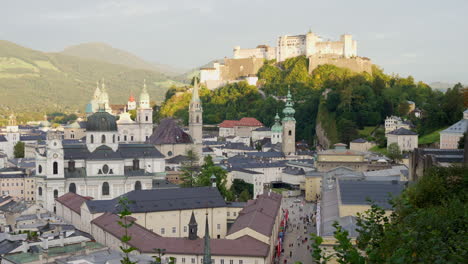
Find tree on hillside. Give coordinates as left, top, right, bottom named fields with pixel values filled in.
left=180, top=148, right=200, bottom=187
left=387, top=143, right=402, bottom=163
left=196, top=155, right=233, bottom=201
left=311, top=166, right=468, bottom=263
left=397, top=101, right=410, bottom=116
left=337, top=119, right=358, bottom=145
left=230, top=179, right=253, bottom=200
left=239, top=189, right=251, bottom=202
left=14, top=141, right=25, bottom=158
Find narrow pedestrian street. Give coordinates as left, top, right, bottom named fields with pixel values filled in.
left=279, top=196, right=316, bottom=264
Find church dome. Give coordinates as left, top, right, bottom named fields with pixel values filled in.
left=86, top=111, right=117, bottom=131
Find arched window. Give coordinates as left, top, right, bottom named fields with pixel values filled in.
left=102, top=182, right=110, bottom=196
left=53, top=189, right=58, bottom=198
left=288, top=130, right=292, bottom=136
left=101, top=135, right=106, bottom=143
left=145, top=116, right=149, bottom=122
left=90, top=134, right=94, bottom=144
left=53, top=162, right=58, bottom=175
left=38, top=165, right=42, bottom=174
left=69, top=183, right=76, bottom=193
left=38, top=187, right=42, bottom=196
left=135, top=181, right=142, bottom=191
left=196, top=115, right=199, bottom=123
left=113, top=135, right=115, bottom=143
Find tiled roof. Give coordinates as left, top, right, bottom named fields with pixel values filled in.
left=388, top=127, right=418, bottom=136
left=147, top=118, right=193, bottom=145
left=86, top=187, right=226, bottom=214
left=0, top=135, right=7, bottom=142
left=92, top=213, right=269, bottom=256
left=219, top=117, right=263, bottom=128
left=440, top=119, right=468, bottom=134
left=56, top=192, right=93, bottom=215
left=253, top=127, right=271, bottom=132
left=351, top=138, right=368, bottom=143
left=62, top=143, right=164, bottom=160
left=227, top=192, right=282, bottom=237
left=338, top=180, right=405, bottom=209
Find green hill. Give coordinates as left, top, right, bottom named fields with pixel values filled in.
left=61, top=42, right=186, bottom=77
left=0, top=40, right=172, bottom=114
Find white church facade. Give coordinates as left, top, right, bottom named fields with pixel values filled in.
left=34, top=110, right=166, bottom=213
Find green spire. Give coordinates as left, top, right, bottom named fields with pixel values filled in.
left=282, top=88, right=295, bottom=121
left=203, top=213, right=211, bottom=264
left=271, top=112, right=282, bottom=133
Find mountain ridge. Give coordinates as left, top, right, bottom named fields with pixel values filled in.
left=61, top=42, right=186, bottom=76
left=0, top=40, right=171, bottom=113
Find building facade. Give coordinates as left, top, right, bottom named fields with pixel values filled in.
left=386, top=128, right=418, bottom=151
left=439, top=109, right=468, bottom=149
left=35, top=110, right=166, bottom=213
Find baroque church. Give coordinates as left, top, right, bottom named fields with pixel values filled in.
left=35, top=79, right=204, bottom=212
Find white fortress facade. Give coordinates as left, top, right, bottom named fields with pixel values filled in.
left=233, top=30, right=357, bottom=62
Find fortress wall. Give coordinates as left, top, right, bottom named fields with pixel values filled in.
left=221, top=58, right=264, bottom=80
left=315, top=41, right=344, bottom=56
left=308, top=55, right=372, bottom=74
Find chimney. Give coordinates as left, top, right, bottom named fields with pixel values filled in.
left=22, top=240, right=29, bottom=253
left=59, top=232, right=64, bottom=247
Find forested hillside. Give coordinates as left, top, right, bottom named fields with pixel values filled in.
left=0, top=40, right=171, bottom=119
left=158, top=56, right=466, bottom=146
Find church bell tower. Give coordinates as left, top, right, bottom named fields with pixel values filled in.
left=282, top=89, right=296, bottom=155
left=189, top=79, right=203, bottom=144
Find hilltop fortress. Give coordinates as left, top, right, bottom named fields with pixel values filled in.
left=201, top=30, right=372, bottom=89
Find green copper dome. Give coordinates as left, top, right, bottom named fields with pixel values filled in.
left=86, top=110, right=117, bottom=131
left=271, top=113, right=283, bottom=133
left=282, top=89, right=295, bottom=121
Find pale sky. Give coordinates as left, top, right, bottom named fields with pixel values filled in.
left=1, top=0, right=467, bottom=83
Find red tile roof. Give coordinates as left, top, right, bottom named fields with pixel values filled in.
left=91, top=213, right=269, bottom=257
left=219, top=118, right=263, bottom=128
left=227, top=191, right=282, bottom=237
left=55, top=192, right=93, bottom=215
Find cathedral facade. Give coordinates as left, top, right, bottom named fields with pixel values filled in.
left=35, top=110, right=166, bottom=212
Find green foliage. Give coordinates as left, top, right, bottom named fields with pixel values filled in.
left=14, top=141, right=24, bottom=158
left=117, top=197, right=137, bottom=264
left=128, top=110, right=137, bottom=121
left=230, top=179, right=253, bottom=201
left=180, top=148, right=200, bottom=187
left=239, top=189, right=251, bottom=202
left=312, top=166, right=468, bottom=263
left=48, top=112, right=78, bottom=124
left=387, top=143, right=402, bottom=163
left=196, top=155, right=234, bottom=201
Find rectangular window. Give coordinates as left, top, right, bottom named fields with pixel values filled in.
left=161, top=228, right=165, bottom=235
left=182, top=258, right=185, bottom=263
left=191, top=258, right=195, bottom=264
left=184, top=226, right=187, bottom=232
left=221, top=260, right=224, bottom=264
left=172, top=227, right=176, bottom=233
left=227, top=212, right=230, bottom=217
left=239, top=261, right=243, bottom=264
left=233, top=212, right=236, bottom=216
left=217, top=224, right=221, bottom=230
left=230, top=260, right=234, bottom=264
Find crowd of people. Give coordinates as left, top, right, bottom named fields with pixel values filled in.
left=279, top=197, right=317, bottom=264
